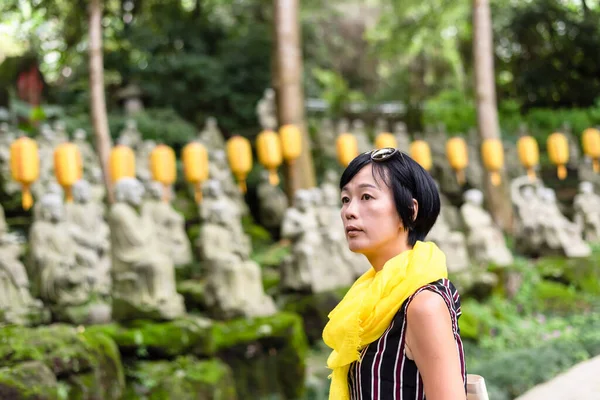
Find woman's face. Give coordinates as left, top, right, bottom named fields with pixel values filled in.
left=340, top=163, right=406, bottom=256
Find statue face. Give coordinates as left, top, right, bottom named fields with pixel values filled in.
left=128, top=180, right=145, bottom=206
left=147, top=181, right=163, bottom=200
left=311, top=189, right=323, bottom=206
left=465, top=189, right=483, bottom=206
left=73, top=180, right=91, bottom=203
left=125, top=119, right=137, bottom=130
left=522, top=186, right=536, bottom=201
left=580, top=182, right=593, bottom=194
left=73, top=129, right=87, bottom=141
left=41, top=195, right=64, bottom=222
left=40, top=125, right=55, bottom=140
left=294, top=190, right=313, bottom=212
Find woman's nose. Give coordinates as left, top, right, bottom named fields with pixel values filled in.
left=342, top=201, right=357, bottom=220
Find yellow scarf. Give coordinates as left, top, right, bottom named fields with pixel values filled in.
left=322, top=241, right=448, bottom=400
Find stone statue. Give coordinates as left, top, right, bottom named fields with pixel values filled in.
left=135, top=139, right=156, bottom=183
left=73, top=129, right=99, bottom=177
left=118, top=119, right=142, bottom=150
left=0, top=204, right=47, bottom=325
left=0, top=125, right=20, bottom=195
left=461, top=189, right=513, bottom=266
left=439, top=192, right=463, bottom=232
left=337, top=118, right=350, bottom=135
left=108, top=178, right=185, bottom=321
left=375, top=118, right=388, bottom=134
left=351, top=119, right=372, bottom=153
left=29, top=193, right=110, bottom=324
left=464, top=128, right=485, bottom=191
left=256, top=88, right=278, bottom=130
left=511, top=176, right=591, bottom=257
left=560, top=122, right=581, bottom=166
left=280, top=189, right=352, bottom=292
left=65, top=180, right=111, bottom=296
left=33, top=125, right=59, bottom=199
left=208, top=150, right=249, bottom=215
left=257, top=171, right=288, bottom=237
left=316, top=118, right=337, bottom=158
left=392, top=121, right=411, bottom=152
left=197, top=117, right=225, bottom=151
left=427, top=210, right=470, bottom=272
left=142, top=181, right=192, bottom=267
left=52, top=120, right=68, bottom=143
left=197, top=202, right=277, bottom=319
left=574, top=181, right=600, bottom=243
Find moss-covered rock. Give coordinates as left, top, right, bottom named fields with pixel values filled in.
left=212, top=312, right=309, bottom=400
left=0, top=324, right=124, bottom=399
left=87, top=315, right=215, bottom=359
left=0, top=361, right=58, bottom=400
left=124, top=356, right=236, bottom=400
left=536, top=248, right=600, bottom=295
left=280, top=290, right=347, bottom=345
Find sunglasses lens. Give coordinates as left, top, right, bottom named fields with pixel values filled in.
left=371, top=148, right=397, bottom=161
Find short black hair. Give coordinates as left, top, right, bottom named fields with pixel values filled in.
left=339, top=150, right=440, bottom=246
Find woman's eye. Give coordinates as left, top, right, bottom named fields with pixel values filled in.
left=361, top=194, right=372, bottom=200
left=341, top=197, right=350, bottom=204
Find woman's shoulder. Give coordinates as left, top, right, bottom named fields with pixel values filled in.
left=399, top=278, right=462, bottom=320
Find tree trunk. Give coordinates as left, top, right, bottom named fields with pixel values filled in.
left=472, top=0, right=513, bottom=232
left=273, top=0, right=316, bottom=201
left=89, top=0, right=114, bottom=203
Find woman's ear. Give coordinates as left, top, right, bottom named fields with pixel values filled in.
left=412, top=199, right=419, bottom=221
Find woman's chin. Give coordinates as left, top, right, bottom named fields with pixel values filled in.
left=347, top=240, right=368, bottom=254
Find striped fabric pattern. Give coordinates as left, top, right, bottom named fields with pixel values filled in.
left=347, top=278, right=466, bottom=400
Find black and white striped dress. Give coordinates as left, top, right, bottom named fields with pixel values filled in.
left=347, top=278, right=466, bottom=400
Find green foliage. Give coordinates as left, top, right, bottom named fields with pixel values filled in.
left=311, top=68, right=365, bottom=118
left=421, top=89, right=476, bottom=134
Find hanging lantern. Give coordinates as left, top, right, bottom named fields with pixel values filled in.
left=226, top=135, right=253, bottom=193
left=54, top=143, right=82, bottom=202
left=257, top=129, right=283, bottom=185
left=109, top=145, right=135, bottom=183
left=517, top=136, right=539, bottom=181
left=10, top=137, right=39, bottom=210
left=150, top=144, right=177, bottom=201
left=582, top=128, right=600, bottom=173
left=279, top=124, right=302, bottom=164
left=547, top=132, right=569, bottom=180
left=445, top=137, right=468, bottom=185
left=481, top=138, right=504, bottom=186
left=410, top=140, right=432, bottom=171
left=375, top=133, right=397, bottom=150
left=182, top=142, right=209, bottom=203
left=336, top=133, right=358, bottom=167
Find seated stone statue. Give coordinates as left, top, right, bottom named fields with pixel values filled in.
left=208, top=150, right=249, bottom=215
left=65, top=179, right=111, bottom=296
left=573, top=181, right=600, bottom=243
left=351, top=119, right=372, bottom=153
left=108, top=178, right=185, bottom=321
left=0, top=204, right=47, bottom=325
left=511, top=177, right=545, bottom=255
left=280, top=189, right=352, bottom=292
left=199, top=179, right=251, bottom=259
left=427, top=211, right=470, bottom=272
left=461, top=189, right=513, bottom=266
left=197, top=117, right=225, bottom=151
left=256, top=171, right=288, bottom=238
left=142, top=181, right=192, bottom=267
left=29, top=193, right=110, bottom=324
left=197, top=202, right=276, bottom=318
left=538, top=187, right=591, bottom=258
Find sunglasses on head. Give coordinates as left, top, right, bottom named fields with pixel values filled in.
left=370, top=147, right=399, bottom=162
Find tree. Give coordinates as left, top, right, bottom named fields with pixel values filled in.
left=473, top=0, right=512, bottom=231
left=273, top=0, right=316, bottom=195
left=89, top=0, right=113, bottom=202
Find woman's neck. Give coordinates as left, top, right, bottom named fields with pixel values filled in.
left=366, top=241, right=413, bottom=272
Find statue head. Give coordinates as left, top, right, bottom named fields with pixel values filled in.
left=310, top=188, right=323, bottom=206
left=40, top=124, right=55, bottom=141
left=521, top=185, right=536, bottom=201
left=205, top=117, right=218, bottom=130
left=53, top=120, right=66, bottom=133
left=540, top=187, right=557, bottom=203
left=115, top=178, right=145, bottom=206
left=72, top=180, right=92, bottom=204
left=324, top=170, right=339, bottom=185
left=205, top=202, right=228, bottom=226
left=294, top=189, right=313, bottom=212
left=212, top=149, right=227, bottom=167
left=125, top=119, right=138, bottom=131
left=579, top=181, right=594, bottom=195
left=203, top=179, right=223, bottom=199
left=337, top=118, right=349, bottom=134
left=40, top=193, right=65, bottom=222
left=73, top=128, right=87, bottom=141
left=464, top=189, right=484, bottom=207
left=146, top=180, right=163, bottom=200
left=393, top=121, right=407, bottom=135
left=352, top=119, right=365, bottom=131
left=264, top=88, right=275, bottom=101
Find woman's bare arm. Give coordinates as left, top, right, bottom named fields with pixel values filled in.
left=406, top=290, right=466, bottom=400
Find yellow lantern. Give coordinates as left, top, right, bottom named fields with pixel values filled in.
left=150, top=144, right=177, bottom=201
left=517, top=136, right=539, bottom=181
left=410, top=140, right=432, bottom=171
left=279, top=124, right=302, bottom=164
left=481, top=138, right=504, bottom=186
left=445, top=137, right=468, bottom=185
left=109, top=145, right=135, bottom=183
left=336, top=133, right=358, bottom=167
left=54, top=143, right=82, bottom=202
left=10, top=137, right=39, bottom=210
left=226, top=135, right=253, bottom=193
left=582, top=128, right=600, bottom=173
left=257, top=130, right=283, bottom=185
left=547, top=132, right=569, bottom=180
left=375, top=133, right=397, bottom=150
left=182, top=142, right=209, bottom=203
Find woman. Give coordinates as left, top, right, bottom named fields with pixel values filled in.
left=323, top=148, right=467, bottom=400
